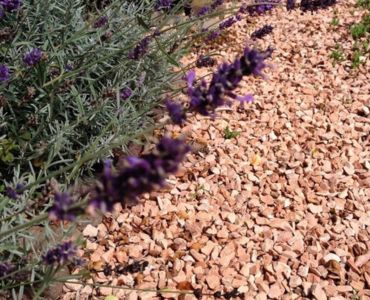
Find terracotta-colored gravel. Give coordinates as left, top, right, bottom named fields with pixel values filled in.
left=63, top=1, right=370, bottom=299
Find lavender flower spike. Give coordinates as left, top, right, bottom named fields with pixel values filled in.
left=206, top=30, right=221, bottom=42
left=42, top=242, right=78, bottom=265
left=128, top=36, right=151, bottom=60
left=120, top=87, right=132, bottom=100
left=237, top=94, right=254, bottom=108
left=23, top=48, right=42, bottom=67
left=155, top=0, right=172, bottom=11
left=165, top=99, right=186, bottom=125
left=251, top=25, right=274, bottom=40
left=93, top=16, right=108, bottom=28
left=48, top=192, right=77, bottom=221
left=0, top=0, right=22, bottom=11
left=196, top=6, right=210, bottom=16
left=196, top=55, right=216, bottom=68
left=0, top=65, right=10, bottom=82
left=5, top=183, right=25, bottom=199
left=219, top=15, right=239, bottom=30
left=186, top=46, right=270, bottom=116
left=286, top=0, right=295, bottom=10
left=244, top=0, right=280, bottom=15
left=90, top=137, right=189, bottom=212
left=211, top=0, right=224, bottom=9
left=0, top=262, right=15, bottom=278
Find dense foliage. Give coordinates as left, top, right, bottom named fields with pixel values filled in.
left=0, top=0, right=216, bottom=297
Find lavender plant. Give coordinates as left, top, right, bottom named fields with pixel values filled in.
left=0, top=0, right=190, bottom=185
left=0, top=0, right=235, bottom=297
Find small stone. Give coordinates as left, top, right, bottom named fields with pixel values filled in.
left=350, top=280, right=364, bottom=291
left=217, top=227, right=229, bottom=239
left=99, top=287, right=113, bottom=296
left=190, top=249, right=205, bottom=262
left=268, top=283, right=284, bottom=299
left=201, top=241, right=215, bottom=256
left=206, top=274, right=220, bottom=290
left=127, top=245, right=143, bottom=258
left=298, top=265, right=309, bottom=277
left=308, top=204, right=322, bottom=214
left=323, top=253, right=341, bottom=263
left=80, top=286, right=93, bottom=295
left=126, top=292, right=138, bottom=300
left=361, top=106, right=370, bottom=116
left=289, top=275, right=302, bottom=288
left=64, top=280, right=82, bottom=292
left=256, top=292, right=267, bottom=300
left=83, top=224, right=98, bottom=237
left=324, top=284, right=337, bottom=297
left=226, top=213, right=237, bottom=223
left=356, top=251, right=370, bottom=267
left=343, top=163, right=355, bottom=175
left=311, top=284, right=327, bottom=300
left=302, top=282, right=312, bottom=296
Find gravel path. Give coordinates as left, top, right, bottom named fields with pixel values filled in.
left=63, top=1, right=370, bottom=299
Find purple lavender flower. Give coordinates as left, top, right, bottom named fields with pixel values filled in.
left=286, top=0, right=296, bottom=10
left=5, top=183, right=25, bottom=199
left=183, top=2, right=192, bottom=16
left=0, top=262, right=15, bottom=278
left=120, top=87, right=132, bottom=100
left=238, top=3, right=248, bottom=14
left=0, top=0, right=22, bottom=11
left=219, top=15, right=239, bottom=30
left=89, top=160, right=116, bottom=212
left=65, top=64, right=73, bottom=71
left=204, top=14, right=242, bottom=43
left=251, top=24, right=273, bottom=39
left=196, top=55, right=216, bottom=68
left=186, top=47, right=270, bottom=116
left=90, top=137, right=189, bottom=212
left=205, top=30, right=221, bottom=42
left=128, top=36, right=151, bottom=60
left=244, top=0, right=280, bottom=15
left=197, top=0, right=226, bottom=17
left=5, top=187, right=17, bottom=199
left=241, top=47, right=271, bottom=77
left=48, top=192, right=77, bottom=221
left=0, top=65, right=10, bottom=82
left=23, top=48, right=43, bottom=67
left=165, top=99, right=186, bottom=125
left=237, top=94, right=254, bottom=108
left=155, top=0, right=172, bottom=11
left=93, top=16, right=108, bottom=28
left=42, top=242, right=78, bottom=265
left=196, top=6, right=211, bottom=16
left=300, top=0, right=336, bottom=12
left=210, top=0, right=224, bottom=9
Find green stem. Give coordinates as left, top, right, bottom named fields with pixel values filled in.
left=0, top=213, right=48, bottom=240
left=33, top=267, right=57, bottom=300
left=0, top=208, right=27, bottom=223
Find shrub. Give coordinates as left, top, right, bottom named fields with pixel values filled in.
left=0, top=0, right=192, bottom=186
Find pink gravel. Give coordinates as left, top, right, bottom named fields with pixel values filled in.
left=63, top=1, right=370, bottom=299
